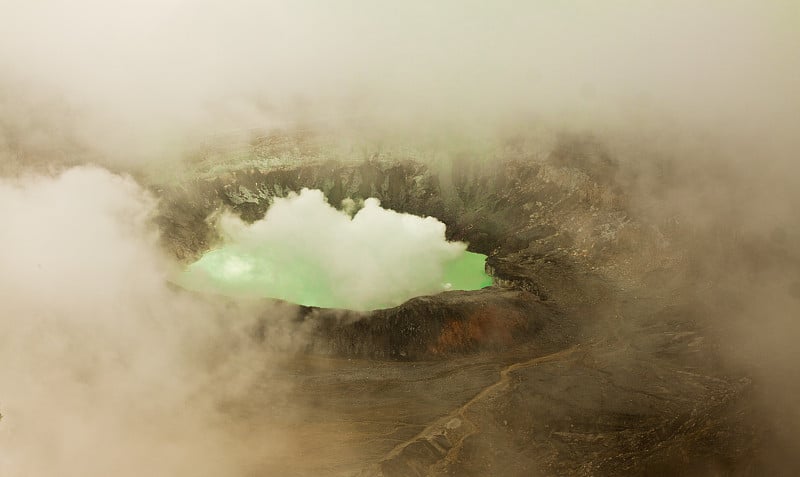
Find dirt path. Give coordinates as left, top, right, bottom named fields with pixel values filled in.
left=369, top=344, right=583, bottom=476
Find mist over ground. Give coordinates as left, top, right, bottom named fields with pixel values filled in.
left=2, top=1, right=798, bottom=163
left=0, top=167, right=308, bottom=475
left=1, top=1, right=800, bottom=475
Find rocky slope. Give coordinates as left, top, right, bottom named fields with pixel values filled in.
left=151, top=132, right=786, bottom=476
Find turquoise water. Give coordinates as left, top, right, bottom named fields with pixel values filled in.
left=177, top=249, right=492, bottom=310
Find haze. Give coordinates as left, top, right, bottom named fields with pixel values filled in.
left=1, top=1, right=800, bottom=475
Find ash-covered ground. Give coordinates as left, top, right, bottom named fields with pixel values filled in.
left=145, top=131, right=798, bottom=476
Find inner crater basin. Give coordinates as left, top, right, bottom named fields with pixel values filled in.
left=177, top=188, right=492, bottom=310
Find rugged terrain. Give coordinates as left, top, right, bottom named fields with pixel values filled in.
left=153, top=132, right=795, bottom=476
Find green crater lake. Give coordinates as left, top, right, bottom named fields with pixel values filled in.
left=177, top=249, right=492, bottom=310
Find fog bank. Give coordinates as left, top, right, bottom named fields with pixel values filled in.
left=2, top=1, right=798, bottom=168
left=0, top=167, right=298, bottom=476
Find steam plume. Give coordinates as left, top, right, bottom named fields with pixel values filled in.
left=180, top=188, right=482, bottom=310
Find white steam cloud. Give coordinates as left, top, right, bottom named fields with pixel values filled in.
left=0, top=167, right=296, bottom=476
left=181, top=188, right=469, bottom=310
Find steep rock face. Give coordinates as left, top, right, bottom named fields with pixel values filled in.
left=157, top=134, right=669, bottom=305
left=302, top=289, right=572, bottom=361
left=154, top=135, right=687, bottom=365
left=156, top=142, right=633, bottom=364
